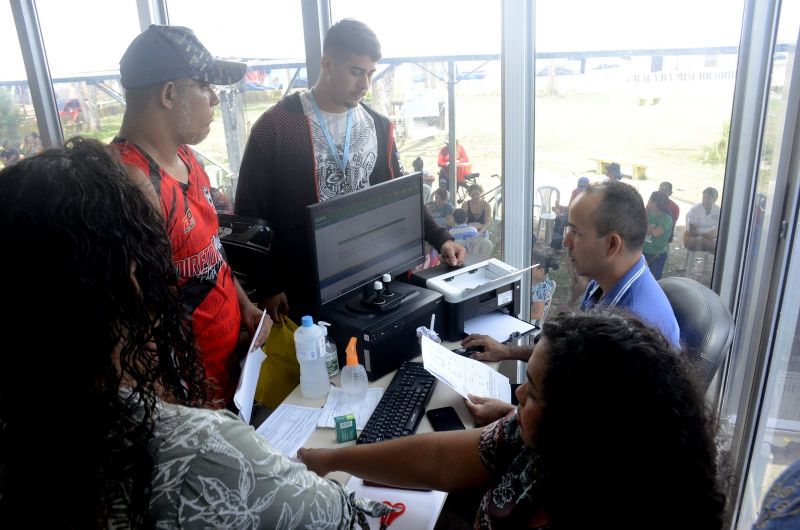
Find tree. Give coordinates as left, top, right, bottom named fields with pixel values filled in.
left=0, top=88, right=24, bottom=143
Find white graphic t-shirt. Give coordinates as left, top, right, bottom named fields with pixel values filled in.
left=300, top=91, right=378, bottom=202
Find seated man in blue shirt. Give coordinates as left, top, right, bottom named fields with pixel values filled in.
left=463, top=180, right=681, bottom=424
left=466, top=181, right=679, bottom=353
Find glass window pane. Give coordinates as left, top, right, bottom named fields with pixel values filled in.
left=729, top=2, right=800, bottom=526
left=35, top=0, right=141, bottom=144
left=536, top=0, right=744, bottom=313
left=167, top=0, right=306, bottom=195
left=0, top=2, right=42, bottom=166
left=330, top=0, right=504, bottom=261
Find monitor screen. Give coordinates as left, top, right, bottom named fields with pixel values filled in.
left=308, top=173, right=425, bottom=306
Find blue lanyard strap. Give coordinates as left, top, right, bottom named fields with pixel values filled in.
left=310, top=90, right=353, bottom=176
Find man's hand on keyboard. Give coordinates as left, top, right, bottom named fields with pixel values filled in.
left=461, top=334, right=511, bottom=361
left=465, top=394, right=515, bottom=427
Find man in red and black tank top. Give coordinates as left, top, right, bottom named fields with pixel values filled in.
left=112, top=25, right=269, bottom=406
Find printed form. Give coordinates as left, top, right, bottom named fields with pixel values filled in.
left=255, top=404, right=322, bottom=457
left=317, top=387, right=384, bottom=429
left=420, top=336, right=511, bottom=403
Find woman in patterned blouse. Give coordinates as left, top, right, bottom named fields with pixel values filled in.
left=300, top=311, right=725, bottom=530
left=0, top=138, right=389, bottom=529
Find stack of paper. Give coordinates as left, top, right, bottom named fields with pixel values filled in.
left=317, top=387, right=384, bottom=429
left=420, top=336, right=511, bottom=403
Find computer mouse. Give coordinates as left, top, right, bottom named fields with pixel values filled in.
left=453, top=345, right=485, bottom=357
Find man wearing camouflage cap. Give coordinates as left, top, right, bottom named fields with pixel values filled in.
left=111, top=25, right=267, bottom=407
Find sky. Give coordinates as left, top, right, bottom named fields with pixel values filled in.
left=1, top=0, right=795, bottom=83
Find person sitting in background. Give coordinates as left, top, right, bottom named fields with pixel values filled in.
left=570, top=175, right=590, bottom=204
left=463, top=180, right=680, bottom=366
left=413, top=155, right=436, bottom=188
left=605, top=161, right=622, bottom=181
left=464, top=183, right=493, bottom=235
left=684, top=186, right=721, bottom=253
left=530, top=250, right=557, bottom=322
left=21, top=132, right=43, bottom=157
left=0, top=145, right=23, bottom=167
left=299, top=312, right=725, bottom=530
left=659, top=181, right=680, bottom=242
left=426, top=186, right=455, bottom=227
left=449, top=208, right=479, bottom=241
left=0, top=138, right=390, bottom=529
left=643, top=190, right=673, bottom=280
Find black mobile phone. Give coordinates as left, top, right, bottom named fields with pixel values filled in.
left=426, top=406, right=466, bottom=431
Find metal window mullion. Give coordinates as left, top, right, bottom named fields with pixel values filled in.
left=137, top=0, right=168, bottom=30
left=10, top=0, right=62, bottom=149
left=502, top=0, right=535, bottom=383
left=301, top=0, right=330, bottom=88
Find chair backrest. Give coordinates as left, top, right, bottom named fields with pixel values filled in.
left=463, top=236, right=494, bottom=259
left=218, top=213, right=272, bottom=298
left=536, top=186, right=561, bottom=216
left=658, top=276, right=734, bottom=389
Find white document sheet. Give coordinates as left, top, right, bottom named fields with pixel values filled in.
left=346, top=477, right=447, bottom=530
left=255, top=404, right=322, bottom=457
left=420, top=336, right=511, bottom=403
left=233, top=310, right=270, bottom=424
left=463, top=311, right=536, bottom=343
left=317, top=387, right=384, bottom=429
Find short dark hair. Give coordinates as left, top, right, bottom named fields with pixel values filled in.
left=538, top=311, right=725, bottom=530
left=703, top=187, right=719, bottom=201
left=323, top=19, right=381, bottom=62
left=585, top=180, right=647, bottom=250
left=649, top=191, right=670, bottom=213
left=659, top=181, right=673, bottom=195
left=533, top=248, right=558, bottom=274
left=412, top=156, right=423, bottom=172
left=433, top=187, right=448, bottom=200
left=467, top=183, right=483, bottom=194
left=452, top=208, right=467, bottom=224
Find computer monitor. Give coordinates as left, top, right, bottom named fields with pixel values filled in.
left=307, top=172, right=426, bottom=307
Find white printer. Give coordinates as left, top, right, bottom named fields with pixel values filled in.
left=411, top=258, right=530, bottom=341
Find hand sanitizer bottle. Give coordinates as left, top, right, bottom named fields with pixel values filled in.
left=318, top=321, right=339, bottom=378
left=340, top=337, right=368, bottom=402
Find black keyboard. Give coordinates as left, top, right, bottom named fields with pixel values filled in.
left=356, top=361, right=437, bottom=444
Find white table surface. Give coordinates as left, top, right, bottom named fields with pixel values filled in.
left=281, top=342, right=498, bottom=484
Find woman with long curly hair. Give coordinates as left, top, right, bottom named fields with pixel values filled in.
left=300, top=311, right=725, bottom=529
left=0, top=138, right=389, bottom=529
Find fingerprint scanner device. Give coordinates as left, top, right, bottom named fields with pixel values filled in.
left=411, top=258, right=528, bottom=341
left=307, top=172, right=444, bottom=380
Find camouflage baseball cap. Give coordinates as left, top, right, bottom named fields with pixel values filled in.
left=120, top=25, right=246, bottom=89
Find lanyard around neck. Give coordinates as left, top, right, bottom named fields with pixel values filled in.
left=310, top=90, right=353, bottom=177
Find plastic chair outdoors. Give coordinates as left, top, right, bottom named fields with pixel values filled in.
left=685, top=249, right=713, bottom=280
left=462, top=235, right=494, bottom=259
left=535, top=186, right=560, bottom=245
left=658, top=276, right=734, bottom=390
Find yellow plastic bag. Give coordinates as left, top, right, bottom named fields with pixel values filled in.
left=254, top=316, right=300, bottom=409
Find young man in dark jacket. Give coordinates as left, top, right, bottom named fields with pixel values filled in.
left=235, top=19, right=464, bottom=320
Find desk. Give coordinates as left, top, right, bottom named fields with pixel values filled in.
left=281, top=350, right=498, bottom=484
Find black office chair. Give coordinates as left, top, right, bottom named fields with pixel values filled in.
left=658, top=276, right=734, bottom=390
left=217, top=213, right=272, bottom=299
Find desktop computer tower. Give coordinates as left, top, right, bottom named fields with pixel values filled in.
left=319, top=281, right=445, bottom=381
